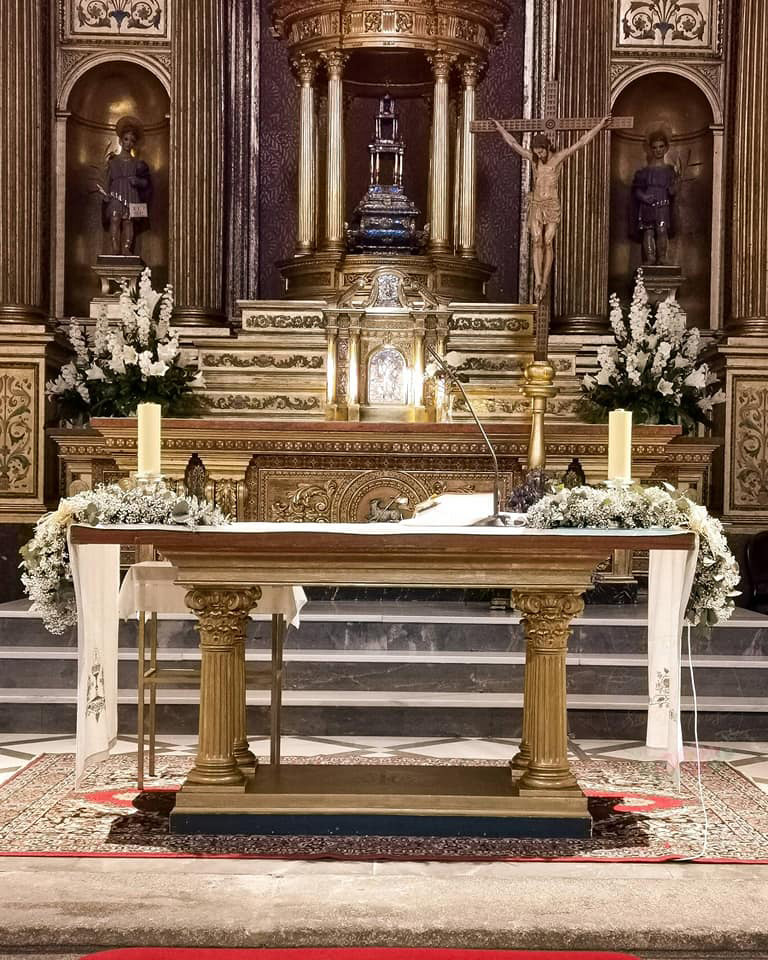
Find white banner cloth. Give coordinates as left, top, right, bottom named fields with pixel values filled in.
left=70, top=536, right=121, bottom=787
left=71, top=551, right=306, bottom=786
left=646, top=543, right=699, bottom=768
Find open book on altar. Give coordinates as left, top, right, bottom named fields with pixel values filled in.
left=399, top=493, right=522, bottom=527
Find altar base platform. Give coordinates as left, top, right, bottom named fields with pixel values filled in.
left=169, top=762, right=590, bottom=838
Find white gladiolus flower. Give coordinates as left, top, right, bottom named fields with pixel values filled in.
left=123, top=345, right=138, bottom=365
left=684, top=367, right=708, bottom=390
left=138, top=351, right=153, bottom=377
left=596, top=367, right=614, bottom=386
left=657, top=378, right=674, bottom=396
left=85, top=364, right=106, bottom=380
left=147, top=361, right=169, bottom=378
left=157, top=338, right=179, bottom=364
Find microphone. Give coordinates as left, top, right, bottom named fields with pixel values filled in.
left=425, top=344, right=513, bottom=527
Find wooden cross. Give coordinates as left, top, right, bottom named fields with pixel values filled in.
left=470, top=80, right=634, bottom=138
left=471, top=81, right=634, bottom=359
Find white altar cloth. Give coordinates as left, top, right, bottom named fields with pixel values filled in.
left=70, top=540, right=306, bottom=785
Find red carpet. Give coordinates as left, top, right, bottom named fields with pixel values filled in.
left=80, top=949, right=642, bottom=960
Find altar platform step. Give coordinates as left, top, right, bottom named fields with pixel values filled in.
left=1, top=600, right=767, bottom=739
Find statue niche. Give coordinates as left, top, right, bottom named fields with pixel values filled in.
left=609, top=72, right=714, bottom=327
left=63, top=61, right=169, bottom=317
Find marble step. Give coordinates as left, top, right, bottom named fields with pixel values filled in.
left=2, top=688, right=768, bottom=740
left=2, top=601, right=767, bottom=657
left=2, top=648, right=767, bottom=699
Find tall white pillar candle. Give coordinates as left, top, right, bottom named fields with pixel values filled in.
left=137, top=402, right=162, bottom=476
left=607, top=409, right=632, bottom=482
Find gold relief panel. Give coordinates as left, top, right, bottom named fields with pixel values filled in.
left=732, top=378, right=768, bottom=510
left=63, top=0, right=169, bottom=41
left=241, top=313, right=325, bottom=332
left=0, top=365, right=38, bottom=497
left=614, top=0, right=720, bottom=54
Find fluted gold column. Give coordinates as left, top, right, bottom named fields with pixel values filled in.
left=170, top=0, right=226, bottom=327
left=184, top=588, right=259, bottom=787
left=458, top=59, right=480, bottom=258
left=552, top=0, right=611, bottom=333
left=322, top=52, right=347, bottom=252
left=0, top=0, right=47, bottom=326
left=295, top=55, right=318, bottom=255
left=512, top=590, right=585, bottom=792
left=428, top=52, right=453, bottom=254
left=730, top=4, right=768, bottom=334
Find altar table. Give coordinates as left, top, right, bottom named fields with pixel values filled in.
left=69, top=522, right=696, bottom=838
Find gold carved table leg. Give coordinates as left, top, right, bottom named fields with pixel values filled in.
left=511, top=590, right=585, bottom=792
left=510, top=633, right=532, bottom=771
left=184, top=587, right=260, bottom=788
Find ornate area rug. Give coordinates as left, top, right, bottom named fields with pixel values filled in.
left=2, top=753, right=768, bottom=862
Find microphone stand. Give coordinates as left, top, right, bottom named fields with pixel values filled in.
left=425, top=344, right=512, bottom=527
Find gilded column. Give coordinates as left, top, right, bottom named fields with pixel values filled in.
left=323, top=52, right=348, bottom=252
left=0, top=0, right=54, bottom=523
left=552, top=0, right=611, bottom=333
left=511, top=590, right=585, bottom=792
left=729, top=3, right=768, bottom=334
left=184, top=588, right=259, bottom=787
left=458, top=60, right=480, bottom=258
left=295, top=55, right=318, bottom=255
left=428, top=52, right=453, bottom=255
left=170, top=0, right=226, bottom=326
left=0, top=0, right=48, bottom=326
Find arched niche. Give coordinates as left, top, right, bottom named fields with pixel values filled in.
left=367, top=346, right=409, bottom=405
left=609, top=72, right=715, bottom=328
left=62, top=61, right=169, bottom=316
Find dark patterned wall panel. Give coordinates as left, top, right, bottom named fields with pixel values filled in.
left=259, top=4, right=298, bottom=299
left=476, top=3, right=525, bottom=303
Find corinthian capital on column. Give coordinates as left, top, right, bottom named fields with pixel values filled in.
left=293, top=55, right=319, bottom=255
left=321, top=51, right=349, bottom=252
left=458, top=58, right=481, bottom=258
left=552, top=0, right=611, bottom=334
left=0, top=0, right=49, bottom=326
left=427, top=51, right=454, bottom=254
left=729, top=4, right=768, bottom=334
left=170, top=0, right=226, bottom=327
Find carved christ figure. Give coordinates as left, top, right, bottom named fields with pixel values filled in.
left=492, top=116, right=611, bottom=302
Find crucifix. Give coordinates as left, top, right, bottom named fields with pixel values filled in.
left=472, top=81, right=633, bottom=359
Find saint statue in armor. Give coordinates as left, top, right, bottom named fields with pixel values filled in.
left=98, top=115, right=152, bottom=257
left=631, top=130, right=680, bottom=266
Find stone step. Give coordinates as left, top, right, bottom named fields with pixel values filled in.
left=2, top=600, right=768, bottom=656
left=1, top=649, right=767, bottom=698
left=2, top=689, right=768, bottom=740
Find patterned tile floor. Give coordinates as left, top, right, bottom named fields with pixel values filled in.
left=2, top=733, right=768, bottom=793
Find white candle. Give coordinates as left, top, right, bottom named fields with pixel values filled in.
left=137, top=402, right=162, bottom=477
left=607, top=409, right=632, bottom=483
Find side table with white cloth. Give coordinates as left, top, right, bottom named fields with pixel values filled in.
left=70, top=526, right=307, bottom=786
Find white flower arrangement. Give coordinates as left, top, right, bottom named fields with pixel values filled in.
left=46, top=268, right=204, bottom=422
left=582, top=271, right=725, bottom=429
left=20, top=483, right=229, bottom=635
left=525, top=484, right=740, bottom=627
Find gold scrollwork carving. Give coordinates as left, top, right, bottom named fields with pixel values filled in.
left=203, top=354, right=324, bottom=370
left=204, top=396, right=322, bottom=412
left=735, top=381, right=768, bottom=507
left=271, top=480, right=338, bottom=523
left=242, top=314, right=325, bottom=330
left=451, top=316, right=532, bottom=332
left=0, top=367, right=36, bottom=494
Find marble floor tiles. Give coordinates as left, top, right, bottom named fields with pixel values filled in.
left=1, top=733, right=768, bottom=793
